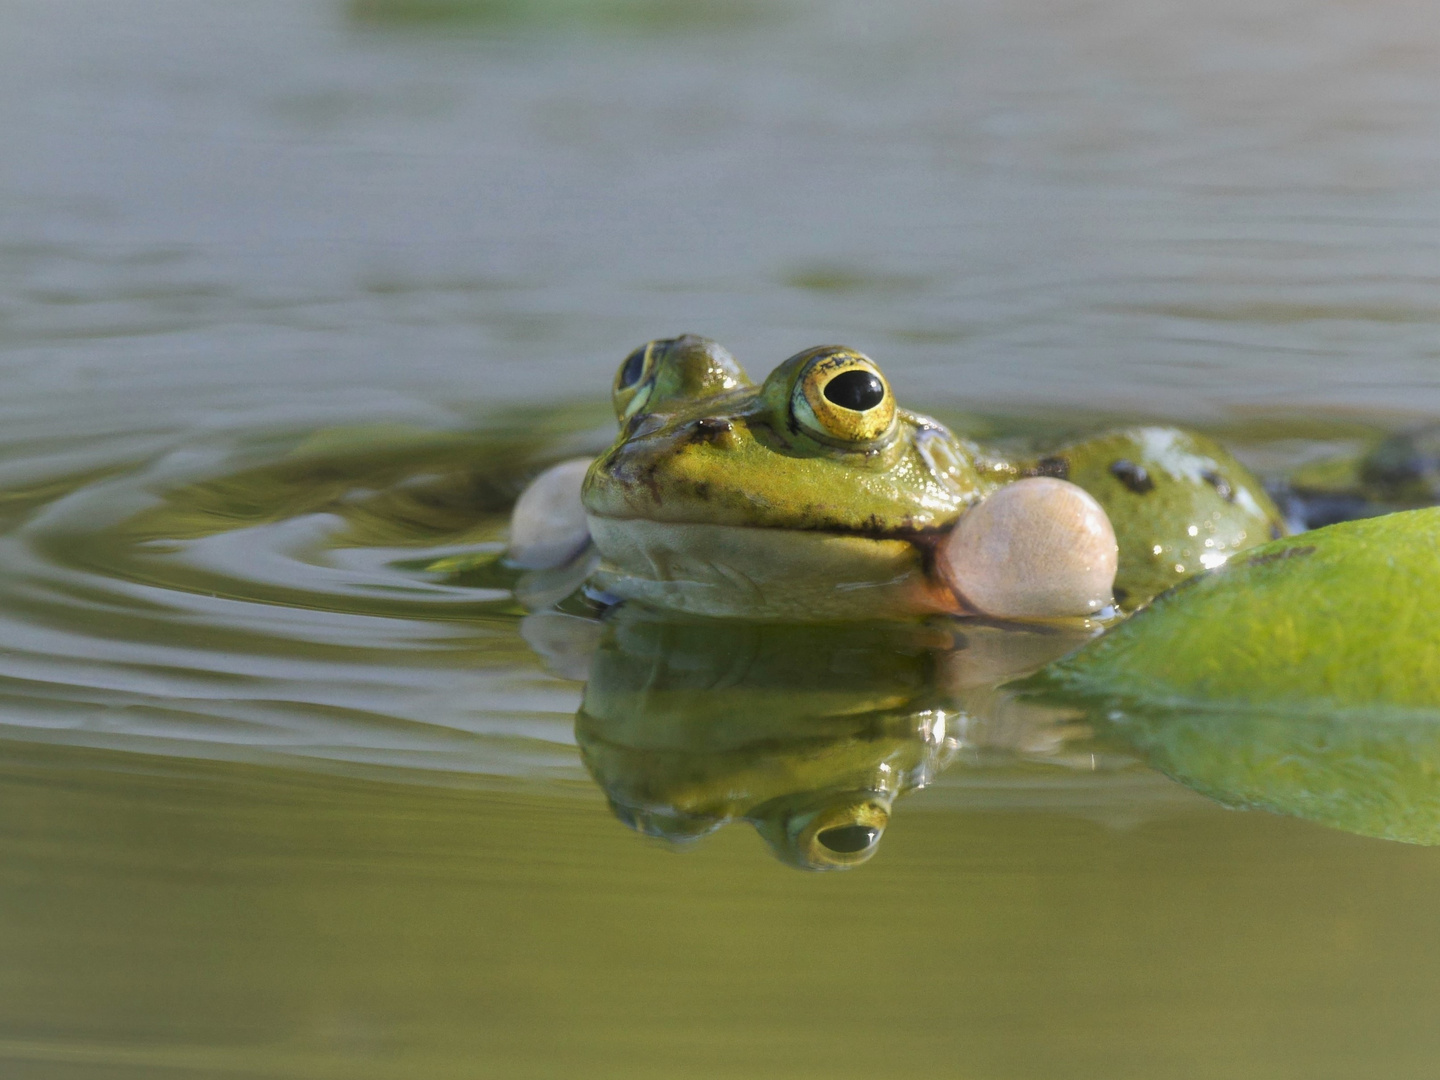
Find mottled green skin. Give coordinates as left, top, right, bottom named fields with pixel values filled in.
left=1040, top=428, right=1287, bottom=608
left=582, top=336, right=1286, bottom=615
left=1026, top=509, right=1440, bottom=843
left=576, top=609, right=956, bottom=869
left=584, top=339, right=992, bottom=537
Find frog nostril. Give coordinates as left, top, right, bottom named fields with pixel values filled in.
left=816, top=824, right=880, bottom=853
left=690, top=417, right=732, bottom=441
left=622, top=412, right=666, bottom=439
left=1109, top=458, right=1154, bottom=494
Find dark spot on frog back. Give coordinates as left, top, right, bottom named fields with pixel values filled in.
left=1024, top=455, right=1070, bottom=480
left=1201, top=468, right=1234, bottom=502
left=1108, top=459, right=1154, bottom=494
left=688, top=416, right=733, bottom=443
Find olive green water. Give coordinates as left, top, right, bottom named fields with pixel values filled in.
left=5, top=0, right=1440, bottom=1076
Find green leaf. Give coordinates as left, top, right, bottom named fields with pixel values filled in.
left=1033, top=508, right=1440, bottom=711
left=1023, top=508, right=1440, bottom=844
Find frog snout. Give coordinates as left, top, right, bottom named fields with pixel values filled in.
left=607, top=799, right=722, bottom=844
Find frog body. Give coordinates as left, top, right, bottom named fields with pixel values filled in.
left=564, top=336, right=1286, bottom=619
left=1031, top=428, right=1287, bottom=608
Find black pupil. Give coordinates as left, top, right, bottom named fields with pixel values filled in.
left=816, top=825, right=879, bottom=854
left=618, top=348, right=646, bottom=390
left=823, top=370, right=885, bottom=412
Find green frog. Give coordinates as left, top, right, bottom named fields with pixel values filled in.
left=534, top=335, right=1284, bottom=620
left=576, top=606, right=1092, bottom=869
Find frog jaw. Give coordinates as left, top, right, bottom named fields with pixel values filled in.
left=585, top=515, right=961, bottom=620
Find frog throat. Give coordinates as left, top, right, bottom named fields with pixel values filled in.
left=584, top=515, right=961, bottom=620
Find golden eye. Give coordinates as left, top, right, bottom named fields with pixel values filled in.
left=612, top=342, right=655, bottom=420
left=791, top=798, right=889, bottom=870
left=792, top=350, right=896, bottom=445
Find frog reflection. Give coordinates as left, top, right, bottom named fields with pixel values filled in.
left=574, top=607, right=1088, bottom=869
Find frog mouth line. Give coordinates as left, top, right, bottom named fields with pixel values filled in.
left=584, top=509, right=955, bottom=546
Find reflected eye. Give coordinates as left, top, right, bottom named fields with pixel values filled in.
left=612, top=342, right=656, bottom=420
left=816, top=824, right=879, bottom=853
left=792, top=349, right=897, bottom=445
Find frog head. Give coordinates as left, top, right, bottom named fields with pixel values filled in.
left=581, top=336, right=988, bottom=618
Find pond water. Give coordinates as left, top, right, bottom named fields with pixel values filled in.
left=3, top=0, right=1440, bottom=1076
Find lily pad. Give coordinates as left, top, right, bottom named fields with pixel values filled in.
left=1024, top=508, right=1440, bottom=843
left=1034, top=508, right=1440, bottom=710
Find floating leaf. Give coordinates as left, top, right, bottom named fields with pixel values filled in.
left=1025, top=509, right=1440, bottom=843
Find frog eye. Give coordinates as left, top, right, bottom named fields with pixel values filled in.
left=617, top=346, right=646, bottom=389
left=612, top=342, right=656, bottom=420
left=753, top=793, right=891, bottom=870
left=792, top=349, right=897, bottom=445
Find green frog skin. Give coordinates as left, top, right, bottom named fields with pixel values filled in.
left=1031, top=427, right=1288, bottom=609
left=573, top=335, right=1286, bottom=620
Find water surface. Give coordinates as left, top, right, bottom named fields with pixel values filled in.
left=2, top=0, right=1440, bottom=1076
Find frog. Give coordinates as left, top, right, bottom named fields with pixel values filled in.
left=1266, top=419, right=1440, bottom=531
left=529, top=334, right=1285, bottom=620
left=1024, top=427, right=1288, bottom=609
left=575, top=606, right=1094, bottom=869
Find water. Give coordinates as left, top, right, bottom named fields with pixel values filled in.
left=3, top=0, right=1440, bottom=1075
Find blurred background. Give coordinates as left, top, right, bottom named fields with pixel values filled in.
left=2, top=2, right=1440, bottom=1078
left=5, top=0, right=1440, bottom=435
